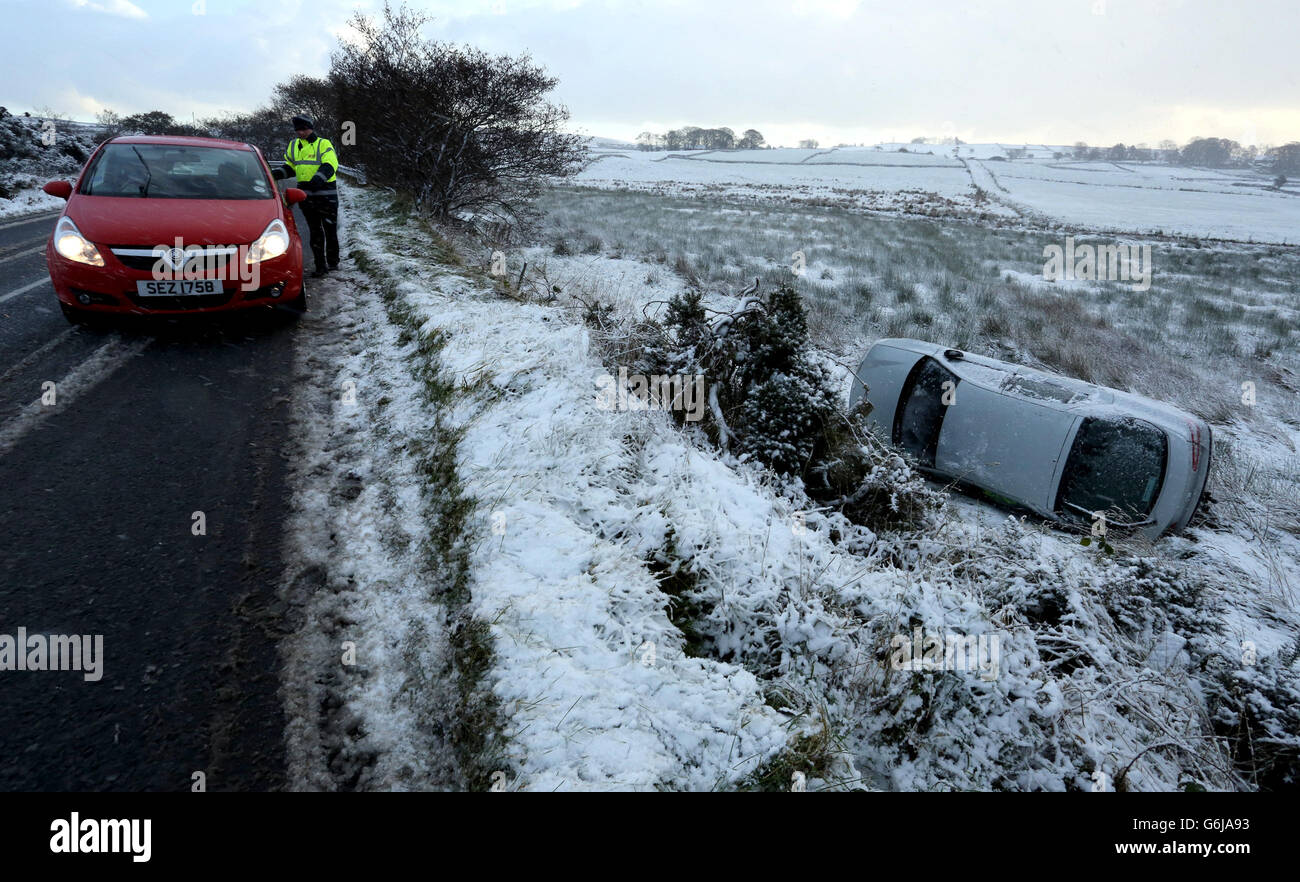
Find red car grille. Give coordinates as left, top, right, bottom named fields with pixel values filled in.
left=108, top=245, right=239, bottom=274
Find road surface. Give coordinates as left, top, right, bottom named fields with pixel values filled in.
left=0, top=205, right=313, bottom=790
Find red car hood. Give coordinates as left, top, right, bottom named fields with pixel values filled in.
left=69, top=196, right=279, bottom=246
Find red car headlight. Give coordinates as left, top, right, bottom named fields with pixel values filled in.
left=246, top=219, right=290, bottom=264
left=53, top=217, right=105, bottom=267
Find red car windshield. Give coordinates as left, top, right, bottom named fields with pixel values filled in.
left=80, top=143, right=274, bottom=200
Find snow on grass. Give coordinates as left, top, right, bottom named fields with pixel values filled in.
left=875, top=143, right=1070, bottom=160
left=674, top=148, right=826, bottom=163
left=0, top=115, right=101, bottom=218
left=345, top=190, right=817, bottom=790
left=974, top=158, right=1300, bottom=243
left=279, top=229, right=463, bottom=791
left=583, top=144, right=1300, bottom=243
left=804, top=148, right=963, bottom=167
left=575, top=150, right=989, bottom=217
left=0, top=185, right=64, bottom=219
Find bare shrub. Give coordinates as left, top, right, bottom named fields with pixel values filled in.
left=329, top=2, right=585, bottom=227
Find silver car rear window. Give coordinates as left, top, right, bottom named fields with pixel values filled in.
left=1000, top=375, right=1086, bottom=404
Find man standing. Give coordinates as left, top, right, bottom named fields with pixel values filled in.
left=273, top=115, right=340, bottom=278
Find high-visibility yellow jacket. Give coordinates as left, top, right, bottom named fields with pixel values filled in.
left=283, top=136, right=337, bottom=193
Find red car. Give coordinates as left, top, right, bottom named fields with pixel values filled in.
left=43, top=134, right=308, bottom=322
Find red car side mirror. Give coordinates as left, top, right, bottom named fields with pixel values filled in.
left=43, top=180, right=73, bottom=200
left=284, top=188, right=306, bottom=205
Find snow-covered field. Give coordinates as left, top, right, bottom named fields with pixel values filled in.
left=974, top=158, right=1300, bottom=243
left=579, top=148, right=998, bottom=217
left=577, top=146, right=1300, bottom=243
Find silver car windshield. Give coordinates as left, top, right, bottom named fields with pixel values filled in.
left=81, top=144, right=274, bottom=200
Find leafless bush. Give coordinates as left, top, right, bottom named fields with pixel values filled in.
left=329, top=2, right=586, bottom=229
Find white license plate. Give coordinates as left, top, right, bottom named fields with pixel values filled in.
left=135, top=279, right=223, bottom=297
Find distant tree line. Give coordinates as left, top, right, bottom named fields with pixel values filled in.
left=93, top=74, right=342, bottom=162
left=1264, top=143, right=1300, bottom=175
left=1064, top=137, right=1300, bottom=171
left=635, top=127, right=766, bottom=150
left=898, top=133, right=1298, bottom=173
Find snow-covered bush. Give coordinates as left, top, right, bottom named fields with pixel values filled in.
left=655, top=284, right=840, bottom=474
left=0, top=115, right=99, bottom=198
left=805, top=402, right=943, bottom=534
left=644, top=283, right=941, bottom=534
left=1207, top=641, right=1300, bottom=790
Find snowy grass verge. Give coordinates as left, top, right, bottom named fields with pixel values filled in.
left=278, top=189, right=500, bottom=790
left=335, top=186, right=1298, bottom=790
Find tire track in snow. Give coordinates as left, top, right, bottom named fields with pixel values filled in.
left=0, top=327, right=75, bottom=388
left=0, top=334, right=149, bottom=458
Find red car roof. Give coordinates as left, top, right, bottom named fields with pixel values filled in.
left=109, top=134, right=255, bottom=151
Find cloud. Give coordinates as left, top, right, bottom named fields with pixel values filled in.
left=55, top=87, right=110, bottom=117
left=788, top=0, right=861, bottom=19
left=68, top=0, right=148, bottom=19
left=8, top=0, right=1299, bottom=147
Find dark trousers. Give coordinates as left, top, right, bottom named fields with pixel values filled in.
left=300, top=194, right=339, bottom=270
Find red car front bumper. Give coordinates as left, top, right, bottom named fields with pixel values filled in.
left=46, top=240, right=303, bottom=316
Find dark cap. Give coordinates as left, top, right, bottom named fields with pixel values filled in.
left=291, top=115, right=315, bottom=131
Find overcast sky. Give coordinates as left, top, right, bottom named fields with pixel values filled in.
left=4, top=0, right=1297, bottom=148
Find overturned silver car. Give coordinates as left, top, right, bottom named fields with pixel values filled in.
left=849, top=339, right=1212, bottom=539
